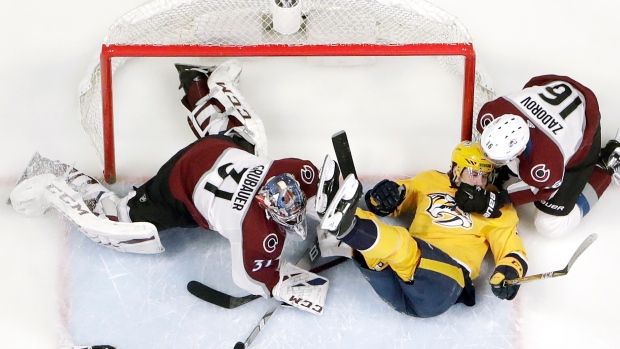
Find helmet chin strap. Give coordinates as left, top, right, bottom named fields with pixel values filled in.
left=283, top=219, right=308, bottom=240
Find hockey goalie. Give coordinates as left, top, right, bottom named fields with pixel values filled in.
left=8, top=59, right=335, bottom=315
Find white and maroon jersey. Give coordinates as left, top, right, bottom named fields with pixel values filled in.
left=168, top=137, right=319, bottom=297
left=476, top=75, right=601, bottom=205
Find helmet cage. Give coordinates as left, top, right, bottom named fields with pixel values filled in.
left=255, top=173, right=307, bottom=238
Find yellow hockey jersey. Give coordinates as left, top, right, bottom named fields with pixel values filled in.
left=393, top=170, right=526, bottom=279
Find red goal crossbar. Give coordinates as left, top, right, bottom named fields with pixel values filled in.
left=100, top=43, right=476, bottom=183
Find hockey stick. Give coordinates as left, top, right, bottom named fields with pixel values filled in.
left=187, top=281, right=260, bottom=308
left=331, top=130, right=358, bottom=178
left=233, top=302, right=280, bottom=349
left=187, top=239, right=349, bottom=309
left=504, top=233, right=598, bottom=286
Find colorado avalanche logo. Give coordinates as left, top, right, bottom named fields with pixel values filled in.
left=479, top=113, right=496, bottom=128
left=530, top=164, right=551, bottom=183
left=426, top=193, right=473, bottom=229
left=263, top=233, right=279, bottom=253
left=300, top=165, right=315, bottom=185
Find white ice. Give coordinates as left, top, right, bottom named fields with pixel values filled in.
left=1, top=0, right=619, bottom=348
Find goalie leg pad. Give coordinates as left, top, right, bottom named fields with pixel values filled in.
left=11, top=174, right=164, bottom=254
left=207, top=59, right=268, bottom=157
left=186, top=96, right=231, bottom=139
left=9, top=152, right=75, bottom=214
left=10, top=173, right=54, bottom=217
left=272, top=262, right=329, bottom=315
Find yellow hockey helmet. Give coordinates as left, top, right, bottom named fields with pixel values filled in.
left=450, top=141, right=494, bottom=186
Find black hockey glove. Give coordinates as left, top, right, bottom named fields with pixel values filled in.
left=489, top=254, right=528, bottom=300
left=364, top=179, right=405, bottom=216
left=454, top=183, right=508, bottom=218
left=492, top=166, right=515, bottom=190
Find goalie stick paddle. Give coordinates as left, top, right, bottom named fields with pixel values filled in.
left=504, top=233, right=598, bottom=286
left=187, top=281, right=260, bottom=308
left=187, top=256, right=347, bottom=309
left=331, top=130, right=358, bottom=178
left=187, top=235, right=348, bottom=309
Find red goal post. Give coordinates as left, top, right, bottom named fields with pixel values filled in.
left=80, top=0, right=495, bottom=183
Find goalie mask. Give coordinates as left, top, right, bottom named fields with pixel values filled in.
left=450, top=141, right=495, bottom=187
left=255, top=173, right=308, bottom=239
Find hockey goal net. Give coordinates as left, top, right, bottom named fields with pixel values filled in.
left=78, top=0, right=494, bottom=183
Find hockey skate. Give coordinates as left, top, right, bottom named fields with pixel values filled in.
left=175, top=63, right=216, bottom=95
left=598, top=129, right=620, bottom=184
left=315, top=154, right=341, bottom=217
left=320, top=174, right=362, bottom=237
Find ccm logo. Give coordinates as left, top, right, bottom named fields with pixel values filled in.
left=287, top=296, right=323, bottom=314
left=46, top=183, right=90, bottom=215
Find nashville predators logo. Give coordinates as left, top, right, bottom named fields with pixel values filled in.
left=425, top=193, right=473, bottom=229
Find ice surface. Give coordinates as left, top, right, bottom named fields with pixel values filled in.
left=2, top=0, right=620, bottom=348
left=64, top=194, right=517, bottom=349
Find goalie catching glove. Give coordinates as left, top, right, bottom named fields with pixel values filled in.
left=489, top=253, right=528, bottom=300
left=364, top=179, right=405, bottom=216
left=454, top=183, right=510, bottom=218
left=272, top=261, right=329, bottom=315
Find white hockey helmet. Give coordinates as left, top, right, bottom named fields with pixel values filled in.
left=480, top=114, right=530, bottom=166
left=255, top=173, right=308, bottom=239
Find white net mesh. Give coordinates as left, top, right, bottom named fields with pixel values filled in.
left=78, top=0, right=495, bottom=168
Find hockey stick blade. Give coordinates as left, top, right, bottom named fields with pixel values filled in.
left=504, top=233, right=598, bottom=286
left=187, top=281, right=260, bottom=309
left=188, top=256, right=348, bottom=309
left=331, top=130, right=358, bottom=178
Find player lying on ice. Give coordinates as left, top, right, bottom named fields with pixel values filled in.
left=317, top=141, right=528, bottom=318
left=9, top=59, right=335, bottom=315
left=453, top=75, right=620, bottom=237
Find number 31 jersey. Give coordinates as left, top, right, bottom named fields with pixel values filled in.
left=169, top=137, right=319, bottom=297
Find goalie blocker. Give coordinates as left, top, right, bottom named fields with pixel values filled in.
left=272, top=261, right=329, bottom=315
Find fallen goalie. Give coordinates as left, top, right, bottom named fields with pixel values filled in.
left=8, top=59, right=337, bottom=315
